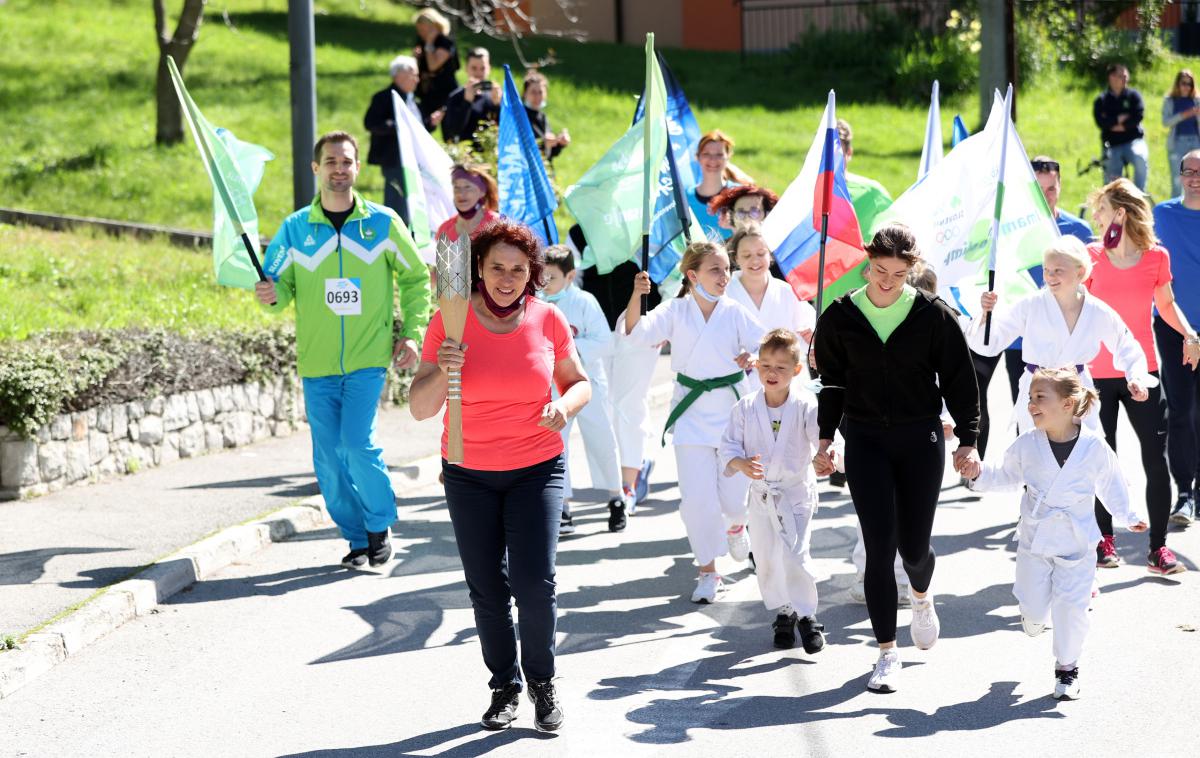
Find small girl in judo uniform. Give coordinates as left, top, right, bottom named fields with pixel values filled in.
left=720, top=328, right=827, bottom=653
left=625, top=240, right=764, bottom=603
left=961, top=367, right=1147, bottom=700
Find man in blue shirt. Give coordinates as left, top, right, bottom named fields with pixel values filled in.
left=1154, top=149, right=1200, bottom=523
left=997, top=156, right=1095, bottom=400
left=1093, top=63, right=1149, bottom=191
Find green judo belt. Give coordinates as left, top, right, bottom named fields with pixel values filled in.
left=661, top=370, right=744, bottom=445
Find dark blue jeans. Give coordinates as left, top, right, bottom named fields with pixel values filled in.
left=1155, top=315, right=1200, bottom=495
left=443, top=454, right=565, bottom=689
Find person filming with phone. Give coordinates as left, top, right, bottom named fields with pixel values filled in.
left=442, top=47, right=502, bottom=147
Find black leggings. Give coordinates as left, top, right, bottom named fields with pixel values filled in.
left=1093, top=375, right=1171, bottom=552
left=971, top=350, right=1002, bottom=459
left=844, top=418, right=945, bottom=644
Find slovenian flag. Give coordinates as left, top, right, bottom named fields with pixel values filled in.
left=769, top=91, right=865, bottom=305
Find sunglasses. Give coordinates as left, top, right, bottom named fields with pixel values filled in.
left=732, top=207, right=765, bottom=220
left=1031, top=160, right=1060, bottom=174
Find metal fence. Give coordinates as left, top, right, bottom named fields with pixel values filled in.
left=738, top=0, right=958, bottom=56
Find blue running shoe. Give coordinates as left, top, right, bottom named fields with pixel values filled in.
left=635, top=458, right=655, bottom=504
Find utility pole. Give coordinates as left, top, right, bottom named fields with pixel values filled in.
left=979, top=0, right=1018, bottom=124
left=288, top=0, right=317, bottom=208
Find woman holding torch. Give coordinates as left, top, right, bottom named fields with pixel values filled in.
left=409, top=220, right=591, bottom=733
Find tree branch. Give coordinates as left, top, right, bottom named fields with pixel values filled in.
left=153, top=0, right=167, bottom=48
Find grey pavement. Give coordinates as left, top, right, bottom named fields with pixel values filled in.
left=0, top=356, right=673, bottom=638
left=2, top=372, right=1197, bottom=756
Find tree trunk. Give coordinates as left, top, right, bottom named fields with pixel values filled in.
left=154, top=0, right=207, bottom=145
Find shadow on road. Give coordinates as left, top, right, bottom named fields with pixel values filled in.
left=0, top=547, right=128, bottom=585
left=274, top=721, right=557, bottom=758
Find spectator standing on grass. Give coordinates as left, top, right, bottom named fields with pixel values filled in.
left=413, top=8, right=457, bottom=131
left=523, top=70, right=570, bottom=164
left=255, top=131, right=432, bottom=570
left=1154, top=149, right=1200, bottom=524
left=362, top=54, right=424, bottom=226
left=442, top=47, right=502, bottom=147
left=1163, top=69, right=1200, bottom=198
left=1093, top=63, right=1149, bottom=191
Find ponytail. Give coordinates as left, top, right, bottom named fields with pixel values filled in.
left=1030, top=368, right=1099, bottom=421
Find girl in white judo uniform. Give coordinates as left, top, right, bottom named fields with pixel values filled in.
left=962, top=367, right=1147, bottom=700
left=723, top=225, right=816, bottom=389
left=540, top=245, right=629, bottom=533
left=720, top=328, right=827, bottom=652
left=967, top=236, right=1153, bottom=434
left=624, top=240, right=764, bottom=603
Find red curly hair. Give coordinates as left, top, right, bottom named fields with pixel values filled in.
left=707, top=184, right=779, bottom=216
left=469, top=220, right=547, bottom=294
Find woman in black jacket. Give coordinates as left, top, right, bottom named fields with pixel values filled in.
left=812, top=224, right=980, bottom=694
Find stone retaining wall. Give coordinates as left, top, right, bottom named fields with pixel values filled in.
left=0, top=379, right=303, bottom=500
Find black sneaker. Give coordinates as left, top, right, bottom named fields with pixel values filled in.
left=1053, top=666, right=1081, bottom=700
left=797, top=615, right=827, bottom=654
left=480, top=682, right=522, bottom=730
left=527, top=679, right=564, bottom=732
left=829, top=471, right=847, bottom=488
left=607, top=497, right=628, bottom=532
left=772, top=612, right=797, bottom=649
left=367, top=529, right=392, bottom=567
left=340, top=546, right=368, bottom=569
left=559, top=512, right=576, bottom=536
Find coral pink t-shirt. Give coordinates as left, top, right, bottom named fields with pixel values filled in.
left=435, top=209, right=501, bottom=242
left=421, top=296, right=575, bottom=470
left=1085, top=242, right=1172, bottom=378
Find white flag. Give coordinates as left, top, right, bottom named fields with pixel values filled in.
left=393, top=92, right=456, bottom=264
left=879, top=91, right=1058, bottom=311
left=919, top=80, right=943, bottom=180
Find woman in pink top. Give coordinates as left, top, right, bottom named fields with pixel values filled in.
left=436, top=163, right=501, bottom=242
left=409, top=221, right=590, bottom=732
left=1086, top=178, right=1200, bottom=576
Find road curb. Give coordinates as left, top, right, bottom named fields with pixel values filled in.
left=0, top=499, right=330, bottom=700
left=0, top=378, right=676, bottom=700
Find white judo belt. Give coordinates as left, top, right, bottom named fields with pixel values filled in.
left=749, top=475, right=812, bottom=555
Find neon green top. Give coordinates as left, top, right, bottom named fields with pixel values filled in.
left=851, top=284, right=916, bottom=342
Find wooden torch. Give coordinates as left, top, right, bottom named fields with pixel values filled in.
left=436, top=233, right=471, bottom=465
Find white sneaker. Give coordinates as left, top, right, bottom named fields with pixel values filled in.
left=849, top=573, right=866, bottom=603
left=1021, top=615, right=1046, bottom=637
left=726, top=524, right=751, bottom=562
left=691, top=572, right=723, bottom=604
left=909, top=592, right=940, bottom=650
left=1053, top=667, right=1081, bottom=700
left=896, top=583, right=912, bottom=608
left=867, top=648, right=901, bottom=692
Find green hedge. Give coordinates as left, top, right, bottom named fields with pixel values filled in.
left=0, top=325, right=296, bottom=439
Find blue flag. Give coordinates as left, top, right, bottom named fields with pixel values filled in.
left=951, top=115, right=970, bottom=147
left=498, top=65, right=558, bottom=244
left=631, top=52, right=703, bottom=282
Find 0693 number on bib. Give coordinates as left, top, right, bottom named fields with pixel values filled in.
left=325, top=277, right=362, bottom=316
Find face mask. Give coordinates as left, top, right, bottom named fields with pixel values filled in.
left=1103, top=220, right=1123, bottom=249
left=459, top=201, right=483, bottom=220
left=541, top=287, right=567, bottom=303
left=476, top=280, right=525, bottom=317
left=692, top=282, right=722, bottom=303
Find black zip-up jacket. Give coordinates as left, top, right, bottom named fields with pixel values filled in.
left=1093, top=87, right=1145, bottom=147
left=813, top=288, right=980, bottom=447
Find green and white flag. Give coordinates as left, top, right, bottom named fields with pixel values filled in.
left=565, top=34, right=669, bottom=275
left=393, top=90, right=455, bottom=264
left=167, top=57, right=273, bottom=290
left=878, top=88, right=1056, bottom=311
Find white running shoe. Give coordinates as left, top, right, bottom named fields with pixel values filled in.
left=691, top=572, right=723, bottom=604
left=909, top=592, right=940, bottom=650
left=1021, top=615, right=1047, bottom=637
left=849, top=573, right=866, bottom=603
left=867, top=648, right=901, bottom=693
left=726, top=524, right=751, bottom=562
left=896, top=583, right=912, bottom=608
left=1053, top=667, right=1081, bottom=700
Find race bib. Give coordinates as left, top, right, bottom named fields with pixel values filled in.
left=325, top=278, right=362, bottom=316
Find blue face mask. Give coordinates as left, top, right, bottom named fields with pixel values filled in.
left=541, top=287, right=567, bottom=303
left=693, top=282, right=722, bottom=303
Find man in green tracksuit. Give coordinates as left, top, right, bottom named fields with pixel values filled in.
left=255, top=130, right=432, bottom=568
